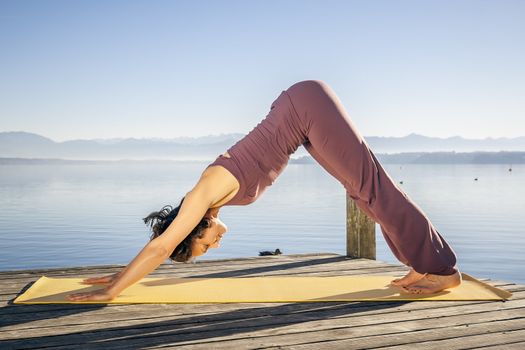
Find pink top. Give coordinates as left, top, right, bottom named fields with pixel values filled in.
left=205, top=90, right=306, bottom=206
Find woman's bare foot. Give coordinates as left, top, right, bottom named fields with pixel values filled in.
left=390, top=268, right=427, bottom=287
left=401, top=270, right=462, bottom=294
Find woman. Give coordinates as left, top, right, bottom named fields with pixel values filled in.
left=67, top=80, right=462, bottom=302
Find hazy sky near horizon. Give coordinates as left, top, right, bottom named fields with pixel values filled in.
left=1, top=0, right=523, bottom=142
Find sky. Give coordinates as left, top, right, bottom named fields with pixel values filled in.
left=0, top=0, right=523, bottom=142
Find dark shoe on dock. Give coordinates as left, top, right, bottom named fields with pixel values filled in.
left=258, top=248, right=282, bottom=256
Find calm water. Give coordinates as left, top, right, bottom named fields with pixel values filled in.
left=0, top=161, right=523, bottom=284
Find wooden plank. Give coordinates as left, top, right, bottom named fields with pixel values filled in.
left=2, top=303, right=523, bottom=350
left=2, top=281, right=518, bottom=326
left=0, top=253, right=341, bottom=276
left=467, top=342, right=525, bottom=350
left=1, top=286, right=523, bottom=347
left=282, top=328, right=525, bottom=350
left=0, top=253, right=338, bottom=282
left=1, top=286, right=523, bottom=338
left=0, top=253, right=521, bottom=350
left=0, top=257, right=403, bottom=281
left=2, top=279, right=521, bottom=331
left=346, top=196, right=376, bottom=259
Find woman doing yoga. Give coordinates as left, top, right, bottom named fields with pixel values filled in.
left=67, top=80, right=462, bottom=302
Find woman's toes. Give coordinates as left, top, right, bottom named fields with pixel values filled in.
left=391, top=270, right=427, bottom=287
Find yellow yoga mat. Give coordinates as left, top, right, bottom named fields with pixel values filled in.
left=13, top=273, right=512, bottom=304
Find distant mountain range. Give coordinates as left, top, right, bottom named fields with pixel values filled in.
left=1, top=131, right=524, bottom=163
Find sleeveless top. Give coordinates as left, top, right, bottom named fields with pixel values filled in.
left=205, top=90, right=307, bottom=206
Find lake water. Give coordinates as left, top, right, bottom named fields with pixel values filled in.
left=0, top=161, right=523, bottom=284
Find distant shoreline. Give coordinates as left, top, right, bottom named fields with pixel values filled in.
left=1, top=151, right=524, bottom=165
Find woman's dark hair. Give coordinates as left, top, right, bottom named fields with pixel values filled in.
left=142, top=196, right=211, bottom=263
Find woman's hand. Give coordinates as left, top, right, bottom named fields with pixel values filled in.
left=81, top=272, right=121, bottom=285
left=66, top=288, right=115, bottom=302
left=66, top=272, right=121, bottom=302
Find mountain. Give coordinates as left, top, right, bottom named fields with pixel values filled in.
left=368, top=132, right=525, bottom=153
left=0, top=131, right=245, bottom=161
left=1, top=131, right=524, bottom=161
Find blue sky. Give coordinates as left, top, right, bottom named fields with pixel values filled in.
left=0, top=0, right=523, bottom=142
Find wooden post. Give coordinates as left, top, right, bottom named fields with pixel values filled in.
left=346, top=194, right=376, bottom=259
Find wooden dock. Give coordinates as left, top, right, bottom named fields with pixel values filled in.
left=1, top=252, right=523, bottom=349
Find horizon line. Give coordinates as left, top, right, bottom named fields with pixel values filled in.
left=1, top=130, right=524, bottom=143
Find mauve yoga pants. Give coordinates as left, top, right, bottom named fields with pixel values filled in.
left=286, top=80, right=458, bottom=276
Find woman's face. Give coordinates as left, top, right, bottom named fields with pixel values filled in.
left=191, top=215, right=228, bottom=257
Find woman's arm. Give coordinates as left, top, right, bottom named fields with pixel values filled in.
left=66, top=171, right=235, bottom=302
left=66, top=190, right=214, bottom=301
left=104, top=241, right=167, bottom=298
left=107, top=189, right=216, bottom=297
left=66, top=239, right=167, bottom=302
